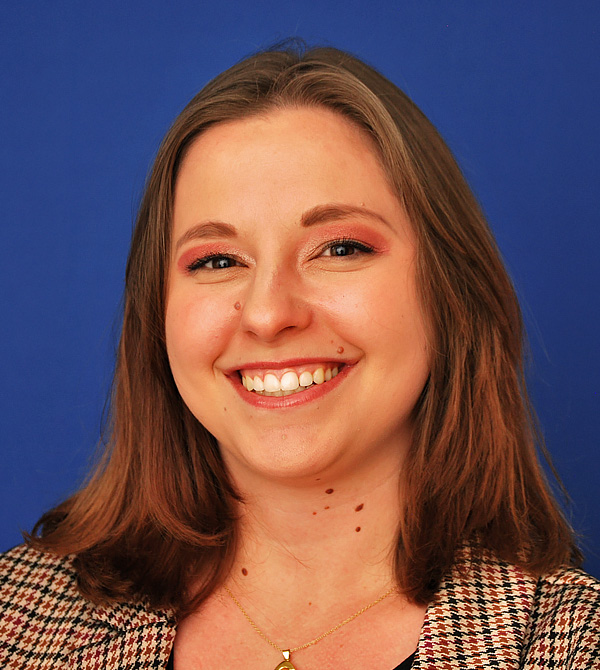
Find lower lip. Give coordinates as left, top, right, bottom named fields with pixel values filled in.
left=229, top=364, right=353, bottom=409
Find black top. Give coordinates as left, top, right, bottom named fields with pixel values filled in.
left=394, top=652, right=416, bottom=669
left=166, top=649, right=415, bottom=669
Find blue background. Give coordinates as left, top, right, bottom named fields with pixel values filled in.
left=2, top=1, right=599, bottom=578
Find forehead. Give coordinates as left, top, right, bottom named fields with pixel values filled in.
left=180, top=105, right=383, bottom=170
left=172, top=107, right=401, bottom=231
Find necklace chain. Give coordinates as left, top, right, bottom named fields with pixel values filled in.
left=224, top=584, right=396, bottom=654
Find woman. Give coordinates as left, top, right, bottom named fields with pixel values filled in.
left=1, top=44, right=598, bottom=669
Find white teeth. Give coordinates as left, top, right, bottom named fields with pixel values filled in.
left=299, top=371, right=313, bottom=387
left=263, top=373, right=280, bottom=393
left=280, top=371, right=299, bottom=391
left=313, top=368, right=325, bottom=385
left=241, top=365, right=342, bottom=395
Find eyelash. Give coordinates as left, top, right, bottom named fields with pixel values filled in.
left=318, top=237, right=375, bottom=258
left=185, top=238, right=375, bottom=273
left=186, top=254, right=241, bottom=272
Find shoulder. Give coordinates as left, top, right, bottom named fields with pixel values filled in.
left=0, top=542, right=91, bottom=623
left=522, top=565, right=600, bottom=667
left=464, top=552, right=600, bottom=667
left=1, top=542, right=81, bottom=598
left=419, top=549, right=600, bottom=669
left=0, top=544, right=99, bottom=666
left=0, top=544, right=176, bottom=669
left=536, top=564, right=600, bottom=612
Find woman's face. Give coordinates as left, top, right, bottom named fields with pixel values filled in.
left=165, top=107, right=430, bottom=484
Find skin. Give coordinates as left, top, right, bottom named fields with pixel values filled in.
left=166, top=107, right=430, bottom=669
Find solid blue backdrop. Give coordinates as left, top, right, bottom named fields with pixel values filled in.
left=2, top=1, right=599, bottom=577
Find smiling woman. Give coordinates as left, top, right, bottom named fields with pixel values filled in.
left=166, top=107, right=429, bottom=484
left=1, top=44, right=599, bottom=670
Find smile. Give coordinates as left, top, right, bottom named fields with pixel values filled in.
left=240, top=365, right=342, bottom=396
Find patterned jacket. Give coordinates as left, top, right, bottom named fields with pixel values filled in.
left=1, top=543, right=599, bottom=668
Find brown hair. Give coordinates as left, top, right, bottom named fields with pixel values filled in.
left=29, top=42, right=581, bottom=614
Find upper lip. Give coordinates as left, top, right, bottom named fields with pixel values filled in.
left=222, top=357, right=354, bottom=376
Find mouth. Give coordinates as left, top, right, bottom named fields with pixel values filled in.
left=239, top=364, right=343, bottom=397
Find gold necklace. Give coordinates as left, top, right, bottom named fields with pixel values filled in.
left=224, top=584, right=396, bottom=670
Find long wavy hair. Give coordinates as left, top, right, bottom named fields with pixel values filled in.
left=30, top=43, right=581, bottom=615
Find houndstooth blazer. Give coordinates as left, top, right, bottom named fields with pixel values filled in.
left=1, top=543, right=599, bottom=668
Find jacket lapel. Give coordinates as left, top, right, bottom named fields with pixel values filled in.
left=414, top=550, right=537, bottom=669
left=63, top=598, right=176, bottom=669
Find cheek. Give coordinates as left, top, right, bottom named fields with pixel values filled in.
left=310, top=283, right=371, bottom=342
left=165, top=291, right=239, bottom=372
left=312, top=270, right=416, bottom=336
left=316, top=265, right=429, bottom=369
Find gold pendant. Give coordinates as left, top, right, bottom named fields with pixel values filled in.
left=273, top=650, right=296, bottom=670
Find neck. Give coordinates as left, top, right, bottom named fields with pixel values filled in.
left=227, top=458, right=404, bottom=601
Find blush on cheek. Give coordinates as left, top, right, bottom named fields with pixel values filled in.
left=166, top=292, right=243, bottom=374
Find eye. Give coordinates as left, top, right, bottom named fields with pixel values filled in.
left=186, top=254, right=240, bottom=272
left=320, top=238, right=375, bottom=257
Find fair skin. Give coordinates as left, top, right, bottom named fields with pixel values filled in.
left=166, top=107, right=430, bottom=669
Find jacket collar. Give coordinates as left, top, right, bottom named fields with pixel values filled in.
left=414, top=549, right=537, bottom=668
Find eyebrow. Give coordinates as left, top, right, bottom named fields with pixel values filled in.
left=300, top=204, right=392, bottom=229
left=174, top=221, right=237, bottom=252
left=174, top=204, right=392, bottom=252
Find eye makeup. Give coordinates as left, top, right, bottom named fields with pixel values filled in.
left=175, top=221, right=391, bottom=274
left=317, top=237, right=375, bottom=257
left=303, top=223, right=390, bottom=259
left=177, top=244, right=247, bottom=275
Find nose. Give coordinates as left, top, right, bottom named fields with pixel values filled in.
left=239, top=265, right=312, bottom=342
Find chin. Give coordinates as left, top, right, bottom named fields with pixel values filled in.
left=218, top=428, right=345, bottom=484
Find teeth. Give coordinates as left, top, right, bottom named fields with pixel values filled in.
left=313, top=368, right=325, bottom=385
left=263, top=373, right=280, bottom=393
left=261, top=388, right=297, bottom=397
left=299, top=371, right=313, bottom=387
left=280, top=371, right=299, bottom=391
left=241, top=365, right=342, bottom=395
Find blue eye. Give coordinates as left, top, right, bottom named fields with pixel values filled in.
left=187, top=255, right=239, bottom=271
